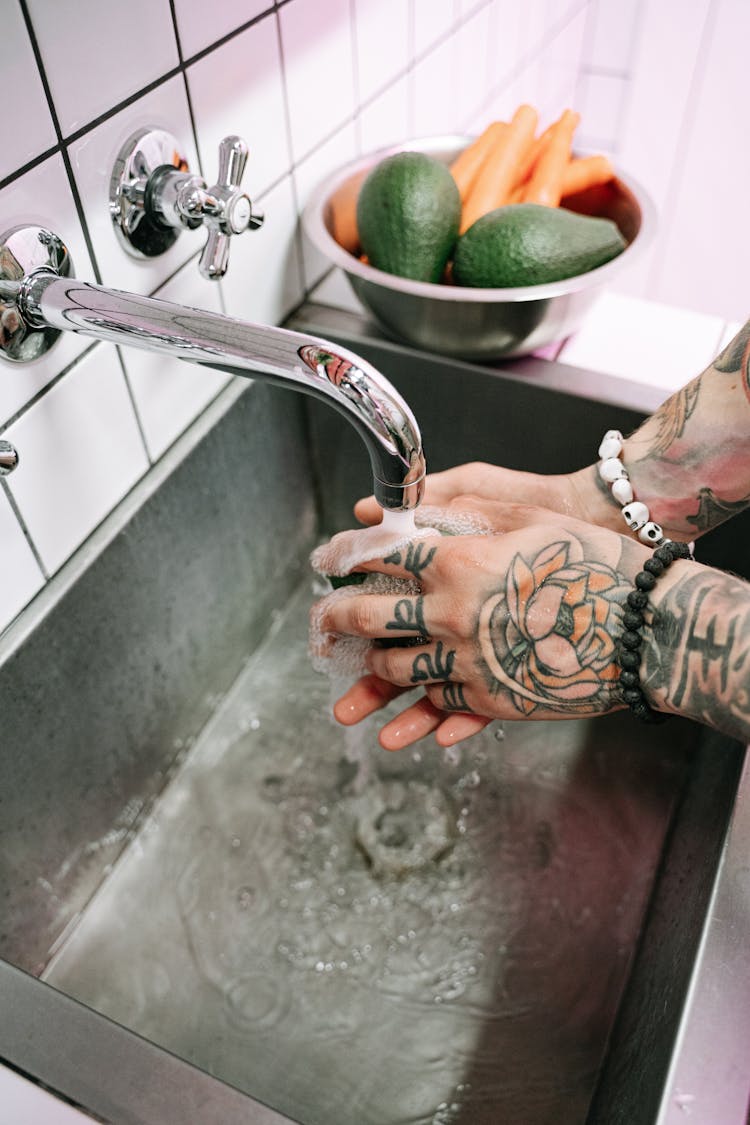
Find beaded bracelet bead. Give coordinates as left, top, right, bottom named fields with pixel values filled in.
left=597, top=429, right=666, bottom=545
left=616, top=538, right=692, bottom=723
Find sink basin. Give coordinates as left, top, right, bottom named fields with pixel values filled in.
left=1, top=306, right=749, bottom=1124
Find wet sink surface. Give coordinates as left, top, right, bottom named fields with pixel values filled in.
left=44, top=581, right=694, bottom=1125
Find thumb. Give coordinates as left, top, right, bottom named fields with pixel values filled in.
left=353, top=494, right=382, bottom=526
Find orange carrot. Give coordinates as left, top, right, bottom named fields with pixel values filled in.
left=560, top=153, right=615, bottom=197
left=460, top=103, right=538, bottom=232
left=522, top=108, right=580, bottom=206
left=450, top=120, right=507, bottom=203
left=511, top=121, right=554, bottom=189
left=328, top=168, right=368, bottom=253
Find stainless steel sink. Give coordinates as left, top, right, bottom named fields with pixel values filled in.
left=1, top=304, right=749, bottom=1124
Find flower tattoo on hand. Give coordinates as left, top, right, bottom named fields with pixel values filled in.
left=479, top=541, right=630, bottom=716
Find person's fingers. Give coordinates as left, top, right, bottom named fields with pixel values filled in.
left=353, top=495, right=382, bottom=525
left=323, top=592, right=430, bottom=642
left=367, top=639, right=461, bottom=688
left=443, top=494, right=577, bottom=534
left=435, top=712, right=493, bottom=746
left=377, top=695, right=446, bottom=751
left=424, top=680, right=481, bottom=717
left=333, top=674, right=409, bottom=725
left=354, top=535, right=444, bottom=581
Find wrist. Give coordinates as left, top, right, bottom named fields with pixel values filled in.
left=615, top=541, right=693, bottom=723
left=596, top=430, right=693, bottom=544
left=568, top=464, right=624, bottom=532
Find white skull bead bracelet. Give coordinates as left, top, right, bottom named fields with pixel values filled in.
left=597, top=429, right=666, bottom=546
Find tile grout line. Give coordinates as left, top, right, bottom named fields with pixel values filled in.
left=115, top=348, right=154, bottom=469
left=168, top=0, right=206, bottom=180
left=605, top=0, right=647, bottom=158
left=272, top=3, right=308, bottom=300
left=18, top=0, right=104, bottom=287
left=1, top=477, right=50, bottom=581
left=349, top=0, right=363, bottom=156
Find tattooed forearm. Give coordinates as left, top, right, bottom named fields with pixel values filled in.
left=685, top=487, right=750, bottom=534
left=614, top=318, right=750, bottom=536
left=714, top=319, right=750, bottom=383
left=644, top=570, right=750, bottom=742
left=634, top=379, right=701, bottom=459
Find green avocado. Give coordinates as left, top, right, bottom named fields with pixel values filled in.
left=356, top=151, right=461, bottom=283
left=452, top=202, right=627, bottom=288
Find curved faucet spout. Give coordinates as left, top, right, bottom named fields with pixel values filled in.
left=20, top=272, right=426, bottom=511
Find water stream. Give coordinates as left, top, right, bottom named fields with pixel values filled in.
left=44, top=578, right=690, bottom=1125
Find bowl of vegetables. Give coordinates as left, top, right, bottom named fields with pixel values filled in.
left=301, top=106, right=655, bottom=360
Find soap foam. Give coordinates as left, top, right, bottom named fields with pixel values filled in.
left=310, top=505, right=493, bottom=579
left=310, top=505, right=495, bottom=680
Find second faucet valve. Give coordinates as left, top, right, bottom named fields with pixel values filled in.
left=110, top=128, right=264, bottom=280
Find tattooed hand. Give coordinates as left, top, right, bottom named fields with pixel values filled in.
left=351, top=462, right=600, bottom=530
left=318, top=504, right=653, bottom=750
left=353, top=316, right=750, bottom=546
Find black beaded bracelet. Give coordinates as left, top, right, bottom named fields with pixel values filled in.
left=616, top=539, right=692, bottom=724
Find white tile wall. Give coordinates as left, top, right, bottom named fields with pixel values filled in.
left=186, top=17, right=291, bottom=199
left=217, top=173, right=305, bottom=325
left=28, top=0, right=179, bottom=136
left=583, top=0, right=639, bottom=73
left=2, top=0, right=748, bottom=652
left=122, top=270, right=231, bottom=461
left=0, top=154, right=97, bottom=424
left=412, top=36, right=459, bottom=137
left=358, top=77, right=411, bottom=154
left=413, top=0, right=456, bottom=55
left=454, top=4, right=494, bottom=131
left=0, top=487, right=45, bottom=632
left=645, top=0, right=750, bottom=320
left=5, top=346, right=149, bottom=575
left=172, top=0, right=272, bottom=61
left=294, top=120, right=358, bottom=290
left=0, top=4, right=56, bottom=179
left=577, top=70, right=625, bottom=149
left=278, top=0, right=357, bottom=162
left=354, top=0, right=411, bottom=105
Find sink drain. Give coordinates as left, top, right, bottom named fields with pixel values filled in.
left=354, top=780, right=455, bottom=877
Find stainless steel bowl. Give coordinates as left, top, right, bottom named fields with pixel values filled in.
left=302, top=134, right=656, bottom=360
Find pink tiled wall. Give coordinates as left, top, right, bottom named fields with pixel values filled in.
left=576, top=0, right=749, bottom=324
left=1, top=0, right=743, bottom=635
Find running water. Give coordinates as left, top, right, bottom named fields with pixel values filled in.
left=42, top=580, right=690, bottom=1125
left=378, top=506, right=418, bottom=537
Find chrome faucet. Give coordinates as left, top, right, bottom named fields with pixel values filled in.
left=0, top=225, right=425, bottom=510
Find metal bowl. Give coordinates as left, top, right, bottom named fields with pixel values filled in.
left=301, top=135, right=656, bottom=360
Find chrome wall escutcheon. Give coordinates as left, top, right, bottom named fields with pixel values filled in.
left=109, top=128, right=191, bottom=259
left=0, top=225, right=73, bottom=362
left=0, top=440, right=19, bottom=475
left=109, top=128, right=264, bottom=279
